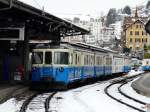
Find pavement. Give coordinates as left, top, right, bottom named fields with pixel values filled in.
left=0, top=83, right=29, bottom=103
left=132, top=72, right=150, bottom=97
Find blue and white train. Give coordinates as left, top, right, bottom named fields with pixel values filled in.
left=31, top=42, right=131, bottom=88
left=142, top=59, right=150, bottom=71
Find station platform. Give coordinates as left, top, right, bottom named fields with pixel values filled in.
left=0, top=83, right=28, bottom=103
left=132, top=72, right=150, bottom=97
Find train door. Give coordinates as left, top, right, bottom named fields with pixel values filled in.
left=107, top=55, right=112, bottom=75
left=90, top=54, right=95, bottom=77
left=74, top=52, right=82, bottom=80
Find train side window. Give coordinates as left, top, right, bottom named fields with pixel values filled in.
left=45, top=52, right=52, bottom=64
left=92, top=56, right=94, bottom=65
left=96, top=57, right=98, bottom=65
left=90, top=56, right=92, bottom=65
left=110, top=58, right=112, bottom=65
left=78, top=55, right=80, bottom=65
left=100, top=57, right=102, bottom=65
left=69, top=54, right=73, bottom=64
left=147, top=61, right=149, bottom=65
left=32, top=52, right=43, bottom=64
left=96, top=56, right=100, bottom=65
left=88, top=55, right=90, bottom=65
left=75, top=54, right=78, bottom=65
left=84, top=55, right=88, bottom=65
left=86, top=55, right=88, bottom=65
left=54, top=52, right=69, bottom=64
left=106, top=58, right=108, bottom=65
left=84, top=55, right=86, bottom=65
left=106, top=57, right=111, bottom=65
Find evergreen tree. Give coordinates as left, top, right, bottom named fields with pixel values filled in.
left=123, top=5, right=131, bottom=15
left=146, top=1, right=150, bottom=9
left=106, top=8, right=117, bottom=27
left=148, top=45, right=150, bottom=50
left=123, top=47, right=130, bottom=53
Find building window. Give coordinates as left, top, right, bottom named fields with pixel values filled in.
left=135, top=38, right=140, bottom=42
left=135, top=31, right=139, bottom=35
left=146, top=38, right=147, bottom=43
left=130, top=38, right=132, bottom=43
left=136, top=25, right=138, bottom=29
left=139, top=25, right=142, bottom=28
left=142, top=31, right=144, bottom=35
left=130, top=31, right=132, bottom=35
left=142, top=38, right=144, bottom=42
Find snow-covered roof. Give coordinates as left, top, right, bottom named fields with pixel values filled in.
left=125, top=19, right=145, bottom=30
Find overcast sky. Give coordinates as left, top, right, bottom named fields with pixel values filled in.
left=19, top=0, right=147, bottom=18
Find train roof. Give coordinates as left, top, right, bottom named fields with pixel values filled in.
left=32, top=42, right=130, bottom=58
left=74, top=42, right=118, bottom=53
left=60, top=42, right=107, bottom=53
left=33, top=41, right=107, bottom=53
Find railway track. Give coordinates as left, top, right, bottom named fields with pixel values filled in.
left=118, top=81, right=146, bottom=105
left=19, top=73, right=145, bottom=112
left=45, top=92, right=57, bottom=112
left=72, top=74, right=128, bottom=92
left=104, top=74, right=146, bottom=112
left=19, top=91, right=57, bottom=112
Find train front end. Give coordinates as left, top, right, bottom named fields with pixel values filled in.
left=31, top=49, right=71, bottom=89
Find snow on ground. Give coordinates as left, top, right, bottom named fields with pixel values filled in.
left=121, top=80, right=150, bottom=103
left=0, top=70, right=146, bottom=112
left=53, top=82, right=138, bottom=112
left=0, top=98, right=23, bottom=112
left=108, top=83, right=145, bottom=111
left=27, top=93, right=51, bottom=112
left=128, top=69, right=144, bottom=77
left=50, top=70, right=146, bottom=112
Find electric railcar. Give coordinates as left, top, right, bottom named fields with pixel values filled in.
left=31, top=42, right=130, bottom=88
left=142, top=59, right=150, bottom=71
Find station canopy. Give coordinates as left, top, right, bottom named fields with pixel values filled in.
left=0, top=0, right=89, bottom=40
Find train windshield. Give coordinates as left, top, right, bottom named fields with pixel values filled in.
left=54, top=52, right=69, bottom=65
left=32, top=52, right=43, bottom=64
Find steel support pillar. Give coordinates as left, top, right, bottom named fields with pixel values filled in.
left=23, top=28, right=30, bottom=82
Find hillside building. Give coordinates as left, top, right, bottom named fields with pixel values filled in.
left=122, top=8, right=150, bottom=52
